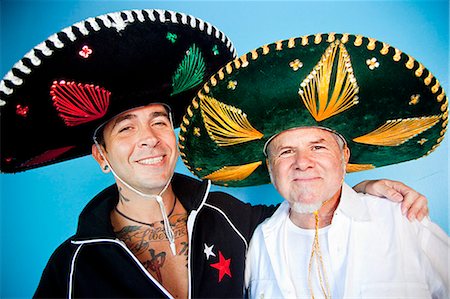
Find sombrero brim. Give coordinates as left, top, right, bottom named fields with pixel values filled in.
left=0, top=9, right=236, bottom=173
left=179, top=33, right=447, bottom=187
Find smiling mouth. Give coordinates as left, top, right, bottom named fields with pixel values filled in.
left=136, top=156, right=164, bottom=165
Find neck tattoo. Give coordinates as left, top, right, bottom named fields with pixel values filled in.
left=115, top=197, right=178, bottom=227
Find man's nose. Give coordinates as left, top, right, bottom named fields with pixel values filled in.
left=294, top=152, right=314, bottom=170
left=137, top=126, right=159, bottom=148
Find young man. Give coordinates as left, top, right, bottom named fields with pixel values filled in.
left=0, top=12, right=427, bottom=298
left=179, top=33, right=448, bottom=298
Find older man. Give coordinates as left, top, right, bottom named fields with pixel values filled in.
left=1, top=15, right=428, bottom=299
left=179, top=33, right=448, bottom=298
left=246, top=126, right=448, bottom=298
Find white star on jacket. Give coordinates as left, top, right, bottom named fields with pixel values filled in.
left=203, top=243, right=216, bottom=260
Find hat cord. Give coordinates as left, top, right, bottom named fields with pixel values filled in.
left=93, top=140, right=177, bottom=256
left=307, top=210, right=331, bottom=299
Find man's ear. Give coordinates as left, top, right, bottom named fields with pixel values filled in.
left=92, top=144, right=109, bottom=172
left=343, top=146, right=350, bottom=164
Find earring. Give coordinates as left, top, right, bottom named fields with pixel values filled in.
left=103, top=165, right=109, bottom=171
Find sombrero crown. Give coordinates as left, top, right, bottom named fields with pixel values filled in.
left=0, top=9, right=236, bottom=173
left=179, top=33, right=448, bottom=187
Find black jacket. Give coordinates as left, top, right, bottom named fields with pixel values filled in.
left=34, top=173, right=275, bottom=298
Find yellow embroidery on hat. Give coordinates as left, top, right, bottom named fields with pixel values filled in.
left=234, top=59, right=241, bottom=69
left=251, top=50, right=258, bottom=60
left=200, top=95, right=263, bottom=146
left=437, top=91, right=445, bottom=102
left=290, top=59, right=303, bottom=71
left=415, top=63, right=424, bottom=77
left=193, top=127, right=201, bottom=137
left=327, top=33, right=336, bottom=43
left=393, top=48, right=402, bottom=62
left=227, top=80, right=238, bottom=90
left=298, top=41, right=359, bottom=122
left=346, top=163, right=375, bottom=173
left=218, top=69, right=225, bottom=80
left=301, top=36, right=309, bottom=46
left=340, top=33, right=349, bottom=44
left=367, top=38, right=376, bottom=50
left=409, top=94, right=420, bottom=105
left=366, top=57, right=380, bottom=70
left=240, top=54, right=249, bottom=67
left=226, top=62, right=233, bottom=74
left=406, top=55, right=415, bottom=69
left=432, top=80, right=440, bottom=94
left=276, top=40, right=283, bottom=50
left=380, top=42, right=390, bottom=55
left=314, top=33, right=322, bottom=44
left=417, top=138, right=428, bottom=145
left=353, top=115, right=441, bottom=146
left=424, top=72, right=433, bottom=86
left=288, top=38, right=296, bottom=48
left=202, top=161, right=262, bottom=182
left=354, top=35, right=363, bottom=46
left=192, top=98, right=199, bottom=109
left=262, top=45, right=270, bottom=55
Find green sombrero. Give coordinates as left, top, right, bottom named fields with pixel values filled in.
left=0, top=9, right=236, bottom=173
left=179, top=33, right=448, bottom=187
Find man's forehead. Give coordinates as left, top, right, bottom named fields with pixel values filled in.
left=272, top=127, right=336, bottom=145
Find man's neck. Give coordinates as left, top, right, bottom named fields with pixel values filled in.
left=115, top=183, right=177, bottom=224
left=289, top=188, right=341, bottom=229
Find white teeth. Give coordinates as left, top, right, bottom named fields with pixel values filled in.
left=137, top=156, right=163, bottom=165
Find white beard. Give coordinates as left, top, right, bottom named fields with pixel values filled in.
left=291, top=201, right=323, bottom=214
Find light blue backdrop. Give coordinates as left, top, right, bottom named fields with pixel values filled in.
left=1, top=1, right=448, bottom=298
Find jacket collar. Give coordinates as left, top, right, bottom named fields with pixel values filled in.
left=74, top=173, right=208, bottom=240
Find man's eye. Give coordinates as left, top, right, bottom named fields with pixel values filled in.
left=312, top=145, right=325, bottom=150
left=153, top=120, right=169, bottom=127
left=118, top=126, right=132, bottom=133
left=279, top=149, right=293, bottom=156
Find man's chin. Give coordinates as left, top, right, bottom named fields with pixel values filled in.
left=290, top=202, right=323, bottom=214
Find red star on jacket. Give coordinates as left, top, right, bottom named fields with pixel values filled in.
left=210, top=251, right=232, bottom=282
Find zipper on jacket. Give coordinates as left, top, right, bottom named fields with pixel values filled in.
left=186, top=179, right=211, bottom=299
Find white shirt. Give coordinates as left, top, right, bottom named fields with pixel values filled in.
left=245, top=183, right=449, bottom=299
left=284, top=219, right=346, bottom=298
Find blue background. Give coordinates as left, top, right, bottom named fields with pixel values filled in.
left=1, top=1, right=448, bottom=298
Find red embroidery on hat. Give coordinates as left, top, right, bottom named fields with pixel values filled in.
left=16, top=104, right=29, bottom=117
left=210, top=251, right=232, bottom=282
left=51, top=80, right=110, bottom=126
left=79, top=45, right=93, bottom=58
left=5, top=157, right=13, bottom=163
left=20, top=146, right=75, bottom=167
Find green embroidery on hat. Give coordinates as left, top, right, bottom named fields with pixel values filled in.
left=171, top=44, right=206, bottom=96
left=166, top=32, right=177, bottom=43
left=212, top=45, right=219, bottom=55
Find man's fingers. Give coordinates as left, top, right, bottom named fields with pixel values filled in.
left=402, top=194, right=428, bottom=221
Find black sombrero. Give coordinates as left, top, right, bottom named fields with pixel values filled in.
left=179, top=33, right=448, bottom=187
left=0, top=9, right=236, bottom=173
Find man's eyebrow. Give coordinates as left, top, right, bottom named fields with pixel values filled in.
left=150, top=111, right=169, bottom=119
left=309, top=138, right=327, bottom=144
left=111, top=114, right=136, bottom=130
